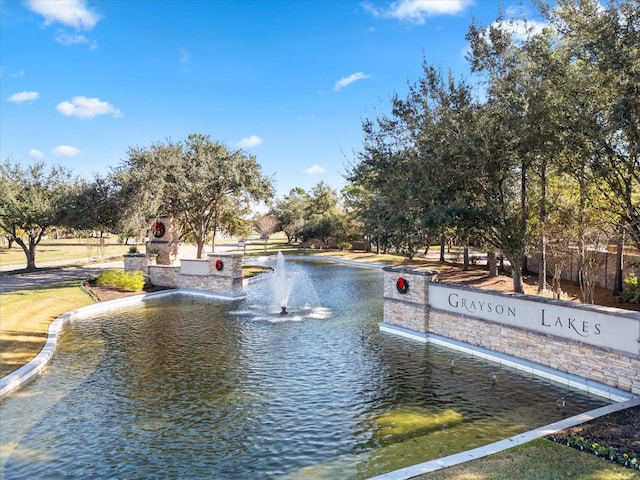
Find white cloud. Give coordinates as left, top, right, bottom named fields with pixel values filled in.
left=365, top=0, right=473, bottom=24
left=8, top=91, right=39, bottom=103
left=26, top=0, right=100, bottom=30
left=55, top=30, right=90, bottom=45
left=237, top=135, right=263, bottom=148
left=56, top=96, right=122, bottom=119
left=29, top=149, right=45, bottom=159
left=334, top=72, right=371, bottom=91
left=304, top=164, right=325, bottom=175
left=491, top=19, right=548, bottom=42
left=52, top=145, right=81, bottom=157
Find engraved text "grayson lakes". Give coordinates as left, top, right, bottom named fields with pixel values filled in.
left=541, top=309, right=601, bottom=337
left=448, top=293, right=516, bottom=317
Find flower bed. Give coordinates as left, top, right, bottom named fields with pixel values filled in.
left=548, top=435, right=639, bottom=470
left=546, top=404, right=640, bottom=471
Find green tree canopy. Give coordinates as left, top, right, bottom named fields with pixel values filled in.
left=115, top=133, right=274, bottom=257
left=60, top=174, right=124, bottom=237
left=270, top=187, right=310, bottom=243
left=346, top=0, right=638, bottom=295
left=0, top=160, right=74, bottom=271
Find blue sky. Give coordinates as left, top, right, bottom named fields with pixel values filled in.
left=1, top=0, right=545, bottom=199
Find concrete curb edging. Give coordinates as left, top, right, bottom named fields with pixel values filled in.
left=0, top=288, right=244, bottom=398
left=368, top=396, right=640, bottom=480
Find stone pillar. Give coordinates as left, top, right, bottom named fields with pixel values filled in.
left=382, top=266, right=438, bottom=334
left=206, top=253, right=244, bottom=295
left=147, top=217, right=180, bottom=265
left=123, top=253, right=157, bottom=274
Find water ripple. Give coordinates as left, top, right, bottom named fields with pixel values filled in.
left=1, top=262, right=607, bottom=479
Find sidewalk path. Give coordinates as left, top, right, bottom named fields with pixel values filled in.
left=0, top=260, right=124, bottom=293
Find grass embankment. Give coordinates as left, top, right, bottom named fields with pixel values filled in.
left=0, top=238, right=131, bottom=267
left=0, top=281, right=94, bottom=378
left=414, top=438, right=640, bottom=480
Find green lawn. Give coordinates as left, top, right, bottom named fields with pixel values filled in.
left=0, top=238, right=132, bottom=267
left=415, top=438, right=640, bottom=479
left=0, top=280, right=95, bottom=378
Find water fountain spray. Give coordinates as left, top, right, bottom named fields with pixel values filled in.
left=271, top=251, right=294, bottom=315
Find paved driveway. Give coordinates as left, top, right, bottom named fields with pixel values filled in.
left=0, top=261, right=124, bottom=293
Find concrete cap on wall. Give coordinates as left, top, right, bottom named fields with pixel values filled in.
left=383, top=265, right=439, bottom=277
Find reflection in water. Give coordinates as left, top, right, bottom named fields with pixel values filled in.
left=1, top=262, right=607, bottom=479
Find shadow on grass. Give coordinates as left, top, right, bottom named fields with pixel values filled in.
left=0, top=331, right=48, bottom=378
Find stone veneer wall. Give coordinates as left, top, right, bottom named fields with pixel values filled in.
left=383, top=266, right=640, bottom=395
left=129, top=252, right=244, bottom=296
left=428, top=307, right=640, bottom=394
left=123, top=253, right=157, bottom=272
left=383, top=266, right=437, bottom=334
left=148, top=265, right=180, bottom=288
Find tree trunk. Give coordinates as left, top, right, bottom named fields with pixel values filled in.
left=552, top=265, right=563, bottom=299
left=15, top=237, right=37, bottom=272
left=579, top=246, right=599, bottom=304
left=538, top=236, right=547, bottom=292
left=521, top=161, right=528, bottom=275
left=577, top=235, right=585, bottom=289
left=511, top=263, right=524, bottom=294
left=26, top=254, right=36, bottom=271
left=439, top=235, right=446, bottom=262
left=538, top=158, right=547, bottom=292
left=487, top=251, right=497, bottom=277
left=504, top=249, right=524, bottom=293
left=197, top=228, right=206, bottom=258
left=463, top=244, right=470, bottom=271
left=613, top=227, right=625, bottom=296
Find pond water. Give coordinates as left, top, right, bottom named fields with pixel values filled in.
left=0, top=260, right=608, bottom=479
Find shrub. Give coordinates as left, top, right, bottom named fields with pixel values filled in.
left=97, top=269, right=146, bottom=291
left=620, top=273, right=639, bottom=303
left=338, top=241, right=353, bottom=251
left=128, top=246, right=139, bottom=254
